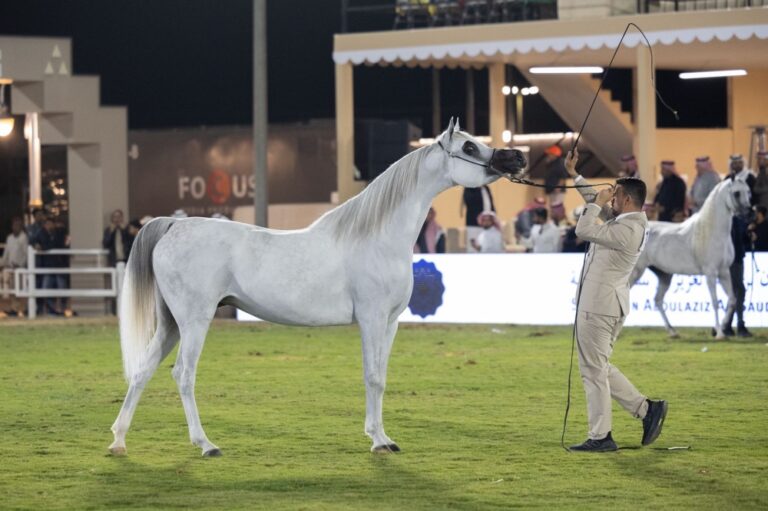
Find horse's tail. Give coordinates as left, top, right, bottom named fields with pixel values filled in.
left=119, top=217, right=176, bottom=382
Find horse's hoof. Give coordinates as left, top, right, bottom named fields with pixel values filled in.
left=109, top=446, right=127, bottom=456
left=372, top=443, right=400, bottom=454
left=203, top=448, right=222, bottom=457
left=669, top=331, right=680, bottom=339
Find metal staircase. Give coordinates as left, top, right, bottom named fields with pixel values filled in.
left=522, top=70, right=634, bottom=174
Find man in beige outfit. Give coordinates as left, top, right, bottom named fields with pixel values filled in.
left=565, top=149, right=668, bottom=452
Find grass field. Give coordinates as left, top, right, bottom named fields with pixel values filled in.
left=0, top=319, right=767, bottom=510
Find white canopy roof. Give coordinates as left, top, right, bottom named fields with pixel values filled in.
left=333, top=9, right=768, bottom=69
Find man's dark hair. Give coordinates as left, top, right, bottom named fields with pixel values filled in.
left=756, top=205, right=767, bottom=217
left=533, top=207, right=548, bottom=221
left=616, top=177, right=646, bottom=207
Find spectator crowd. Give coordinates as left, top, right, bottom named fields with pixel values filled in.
left=414, top=147, right=768, bottom=255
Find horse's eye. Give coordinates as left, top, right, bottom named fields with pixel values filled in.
left=462, top=142, right=477, bottom=156
left=734, top=191, right=741, bottom=199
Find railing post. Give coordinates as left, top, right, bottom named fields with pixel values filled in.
left=115, top=262, right=126, bottom=317
left=27, top=245, right=36, bottom=319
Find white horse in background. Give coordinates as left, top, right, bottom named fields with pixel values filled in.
left=109, top=119, right=527, bottom=457
left=629, top=172, right=753, bottom=339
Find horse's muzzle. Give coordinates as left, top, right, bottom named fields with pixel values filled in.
left=491, top=149, right=527, bottom=176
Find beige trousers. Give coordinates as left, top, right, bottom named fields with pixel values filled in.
left=576, top=310, right=648, bottom=440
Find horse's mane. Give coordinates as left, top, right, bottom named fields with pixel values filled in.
left=315, top=144, right=432, bottom=241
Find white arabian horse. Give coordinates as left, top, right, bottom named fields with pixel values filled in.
left=109, top=119, right=526, bottom=456
left=629, top=172, right=752, bottom=339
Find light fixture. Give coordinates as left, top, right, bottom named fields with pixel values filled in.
left=502, top=85, right=511, bottom=96
left=529, top=66, right=603, bottom=74
left=0, top=84, right=14, bottom=137
left=529, top=86, right=539, bottom=94
left=502, top=130, right=512, bottom=144
left=521, top=87, right=530, bottom=96
left=511, top=86, right=519, bottom=95
left=679, top=69, right=747, bottom=79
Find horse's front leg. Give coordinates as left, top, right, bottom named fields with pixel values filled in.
left=705, top=272, right=726, bottom=339
left=358, top=313, right=400, bottom=453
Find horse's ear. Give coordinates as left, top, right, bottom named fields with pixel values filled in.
left=454, top=118, right=461, bottom=132
left=446, top=117, right=455, bottom=137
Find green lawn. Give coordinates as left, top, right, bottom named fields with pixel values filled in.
left=0, top=320, right=766, bottom=510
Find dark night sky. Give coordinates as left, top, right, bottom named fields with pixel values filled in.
left=1, top=0, right=344, bottom=128
left=0, top=1, right=725, bottom=132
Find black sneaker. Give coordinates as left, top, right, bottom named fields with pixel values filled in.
left=642, top=400, right=668, bottom=446
left=721, top=325, right=735, bottom=337
left=737, top=326, right=753, bottom=338
left=569, top=432, right=618, bottom=452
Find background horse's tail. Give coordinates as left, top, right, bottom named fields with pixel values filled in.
left=119, top=217, right=176, bottom=382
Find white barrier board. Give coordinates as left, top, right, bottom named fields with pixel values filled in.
left=238, top=253, right=768, bottom=327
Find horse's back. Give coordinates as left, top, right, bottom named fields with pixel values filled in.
left=151, top=217, right=355, bottom=326
left=637, top=221, right=696, bottom=274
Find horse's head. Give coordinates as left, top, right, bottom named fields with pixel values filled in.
left=724, top=170, right=752, bottom=216
left=436, top=118, right=527, bottom=188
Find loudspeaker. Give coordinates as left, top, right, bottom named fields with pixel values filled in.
left=355, top=119, right=420, bottom=181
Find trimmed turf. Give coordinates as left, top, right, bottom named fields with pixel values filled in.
left=0, top=320, right=766, bottom=510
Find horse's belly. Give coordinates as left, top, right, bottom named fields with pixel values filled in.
left=231, top=292, right=354, bottom=326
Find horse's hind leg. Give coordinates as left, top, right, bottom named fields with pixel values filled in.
left=172, top=316, right=220, bottom=457
left=359, top=314, right=399, bottom=453
left=717, top=266, right=736, bottom=335
left=650, top=268, right=677, bottom=338
left=110, top=304, right=180, bottom=455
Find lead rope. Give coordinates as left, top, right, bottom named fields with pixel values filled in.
left=560, top=23, right=679, bottom=452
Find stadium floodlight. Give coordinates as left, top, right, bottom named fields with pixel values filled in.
left=502, top=85, right=511, bottom=96
left=679, top=69, right=747, bottom=79
left=529, top=66, right=603, bottom=74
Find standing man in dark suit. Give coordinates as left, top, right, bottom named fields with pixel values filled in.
left=564, top=149, right=668, bottom=452
left=102, top=209, right=131, bottom=314
left=654, top=160, right=687, bottom=222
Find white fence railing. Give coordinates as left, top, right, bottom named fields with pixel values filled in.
left=2, top=246, right=125, bottom=319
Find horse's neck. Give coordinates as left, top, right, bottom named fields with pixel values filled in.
left=694, top=189, right=733, bottom=250
left=386, top=168, right=454, bottom=250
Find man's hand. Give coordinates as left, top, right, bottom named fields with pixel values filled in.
left=564, top=148, right=580, bottom=178
left=595, top=187, right=614, bottom=207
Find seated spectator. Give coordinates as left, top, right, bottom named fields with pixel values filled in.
left=1, top=217, right=29, bottom=316
left=514, top=196, right=546, bottom=242
left=562, top=207, right=588, bottom=253
left=414, top=207, right=445, bottom=254
left=471, top=211, right=505, bottom=253
left=749, top=205, right=768, bottom=251
left=526, top=207, right=561, bottom=253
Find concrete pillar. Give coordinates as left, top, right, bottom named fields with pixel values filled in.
left=67, top=144, right=102, bottom=249
left=488, top=63, right=506, bottom=147
left=432, top=68, right=441, bottom=136
left=465, top=68, right=476, bottom=134
left=98, top=108, right=128, bottom=226
left=634, top=46, right=657, bottom=194
left=335, top=62, right=364, bottom=203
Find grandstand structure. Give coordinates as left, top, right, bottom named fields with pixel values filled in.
left=334, top=4, right=768, bottom=230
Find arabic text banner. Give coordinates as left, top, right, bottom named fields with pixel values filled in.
left=237, top=253, right=768, bottom=327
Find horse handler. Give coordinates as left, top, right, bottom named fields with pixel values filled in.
left=564, top=149, right=668, bottom=452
